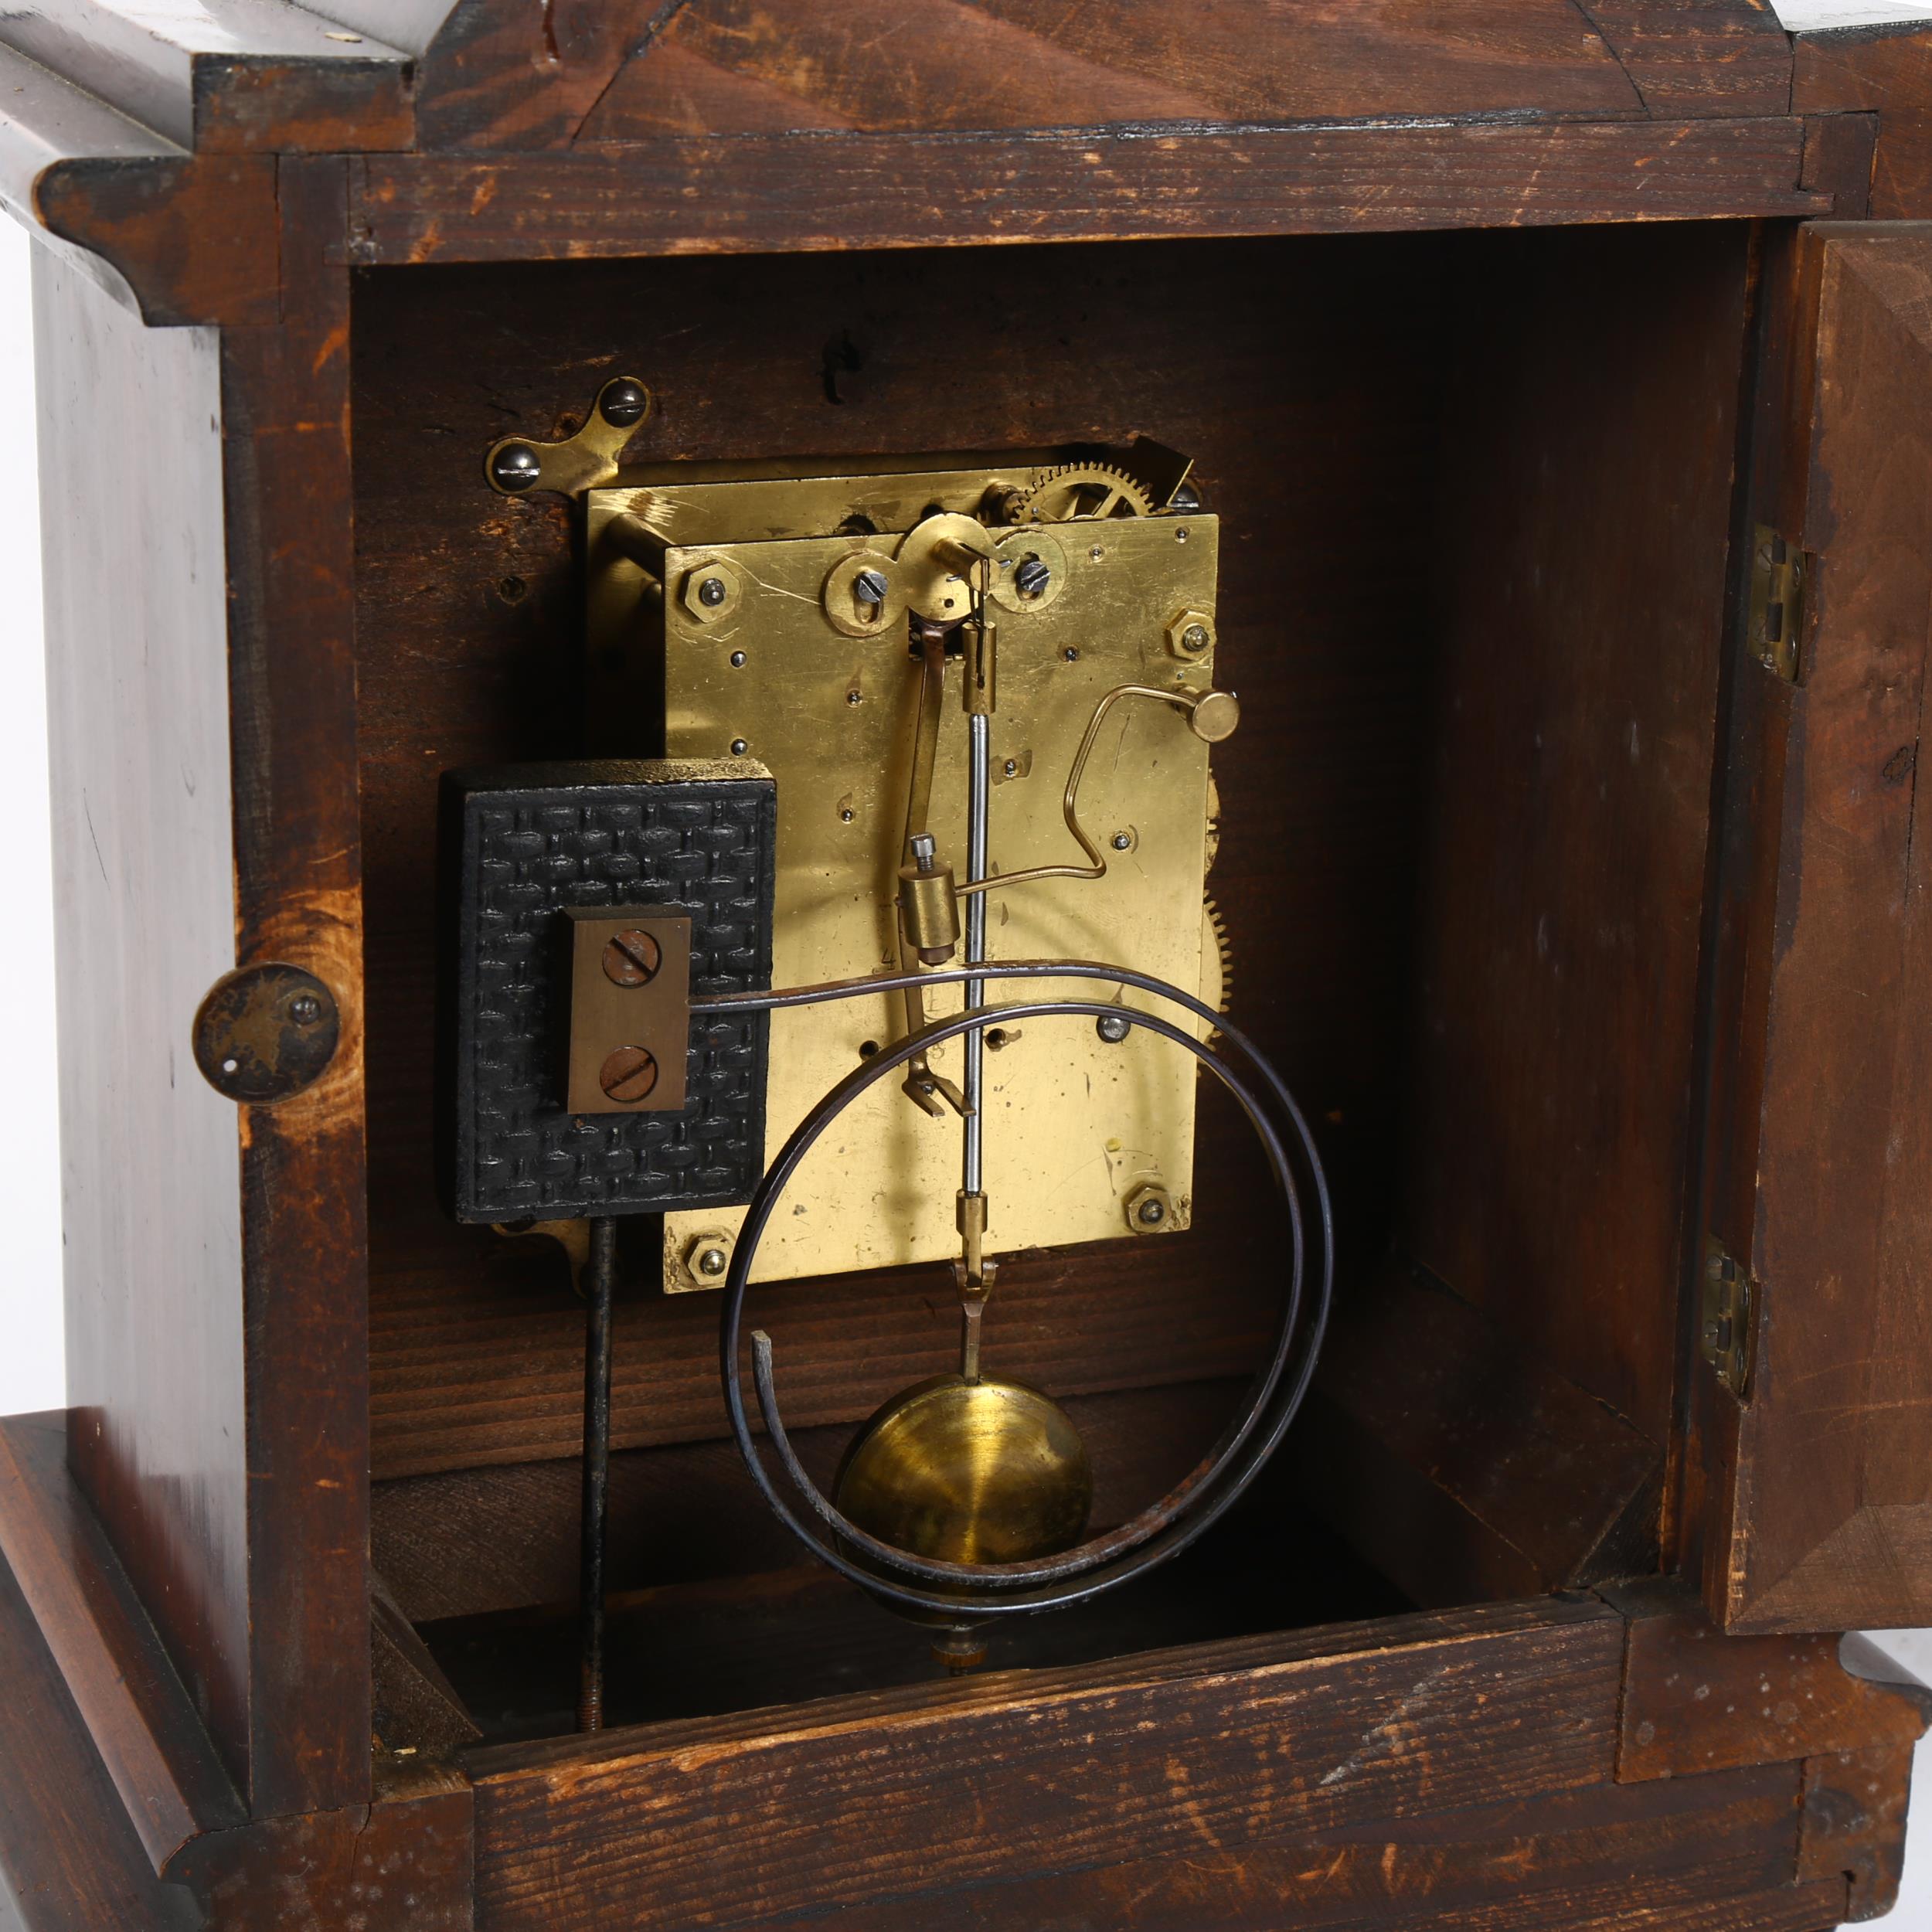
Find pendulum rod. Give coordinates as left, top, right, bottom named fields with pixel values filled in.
left=957, top=556, right=996, bottom=1380
left=577, top=1215, right=617, bottom=1733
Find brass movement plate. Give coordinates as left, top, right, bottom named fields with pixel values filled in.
left=587, top=463, right=1221, bottom=1291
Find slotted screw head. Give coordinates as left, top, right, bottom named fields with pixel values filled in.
left=602, top=928, right=662, bottom=987
left=854, top=568, right=889, bottom=608
left=1014, top=557, right=1052, bottom=598
left=598, top=1046, right=658, bottom=1102
left=600, top=378, right=648, bottom=427
left=491, top=444, right=542, bottom=492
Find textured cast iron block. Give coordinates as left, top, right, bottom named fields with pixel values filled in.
left=440, top=760, right=776, bottom=1223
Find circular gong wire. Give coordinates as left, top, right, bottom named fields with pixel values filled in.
left=716, top=989, right=1318, bottom=1611
left=702, top=959, right=1333, bottom=1618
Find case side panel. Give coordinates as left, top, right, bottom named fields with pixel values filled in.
left=33, top=241, right=250, bottom=1784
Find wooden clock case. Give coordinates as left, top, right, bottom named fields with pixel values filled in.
left=6, top=5, right=1932, bottom=1927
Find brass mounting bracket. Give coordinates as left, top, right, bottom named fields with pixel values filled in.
left=485, top=376, right=653, bottom=498
left=563, top=907, right=692, bottom=1115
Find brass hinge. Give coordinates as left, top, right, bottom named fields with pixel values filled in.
left=1748, top=526, right=1808, bottom=682
left=1701, top=1235, right=1756, bottom=1400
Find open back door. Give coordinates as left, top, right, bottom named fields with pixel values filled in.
left=1699, top=221, right=1932, bottom=1632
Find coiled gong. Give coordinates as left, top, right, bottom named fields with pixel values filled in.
left=709, top=962, right=1332, bottom=1652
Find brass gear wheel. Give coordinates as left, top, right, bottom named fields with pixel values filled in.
left=1019, top=461, right=1155, bottom=523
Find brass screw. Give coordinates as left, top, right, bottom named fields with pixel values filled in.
left=600, top=378, right=648, bottom=427
left=602, top=929, right=661, bottom=987
left=491, top=444, right=541, bottom=492
left=599, top=1046, right=658, bottom=1102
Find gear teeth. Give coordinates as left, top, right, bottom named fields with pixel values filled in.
left=1198, top=895, right=1233, bottom=1043
left=1206, top=896, right=1233, bottom=1015
left=1020, top=461, right=1155, bottom=523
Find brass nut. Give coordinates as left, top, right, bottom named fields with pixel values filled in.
left=681, top=557, right=744, bottom=625
left=681, top=1231, right=735, bottom=1285
left=1124, top=1180, right=1173, bottom=1235
left=1165, top=608, right=1216, bottom=659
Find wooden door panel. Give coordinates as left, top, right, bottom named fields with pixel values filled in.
left=1702, top=222, right=1932, bottom=1631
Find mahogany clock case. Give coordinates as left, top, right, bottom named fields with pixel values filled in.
left=8, top=5, right=1932, bottom=1930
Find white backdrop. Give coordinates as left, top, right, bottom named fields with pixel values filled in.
left=2, top=157, right=1932, bottom=1920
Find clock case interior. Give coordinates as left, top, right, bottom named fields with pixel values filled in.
left=359, top=219, right=1741, bottom=1743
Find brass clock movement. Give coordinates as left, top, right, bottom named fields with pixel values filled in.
left=457, top=376, right=1329, bottom=1715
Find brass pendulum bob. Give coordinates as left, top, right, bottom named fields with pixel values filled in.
left=841, top=1194, right=1093, bottom=1556
left=834, top=1202, right=1094, bottom=1670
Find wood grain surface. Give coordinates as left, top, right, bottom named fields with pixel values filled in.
left=468, top=1599, right=1624, bottom=1931
left=1298, top=1260, right=1662, bottom=1606
left=733, top=1767, right=1830, bottom=1932
left=0, top=1541, right=201, bottom=1931
left=1403, top=219, right=1751, bottom=1440
left=1610, top=1580, right=1932, bottom=1780
left=217, top=158, right=374, bottom=1816
left=0, top=1, right=410, bottom=152
left=1795, top=26, right=1932, bottom=218
left=0, top=1417, right=240, bottom=1873
left=396, top=0, right=1792, bottom=151
left=1704, top=224, right=1932, bottom=1631
left=32, top=240, right=253, bottom=1791
left=350, top=121, right=1834, bottom=266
